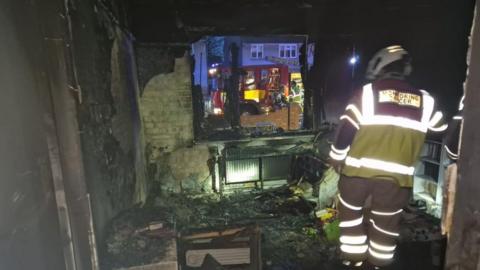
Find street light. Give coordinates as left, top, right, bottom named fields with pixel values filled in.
left=349, top=55, right=359, bottom=79
left=349, top=55, right=359, bottom=65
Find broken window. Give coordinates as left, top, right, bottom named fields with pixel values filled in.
left=191, top=35, right=313, bottom=140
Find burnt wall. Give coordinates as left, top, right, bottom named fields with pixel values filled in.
left=69, top=0, right=145, bottom=242
left=135, top=44, right=178, bottom=92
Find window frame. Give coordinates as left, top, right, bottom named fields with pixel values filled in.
left=279, top=44, right=298, bottom=59
left=250, top=44, right=264, bottom=59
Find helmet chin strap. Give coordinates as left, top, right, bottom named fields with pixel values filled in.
left=374, top=63, right=412, bottom=81
left=375, top=71, right=408, bottom=81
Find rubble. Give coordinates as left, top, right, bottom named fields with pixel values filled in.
left=101, top=164, right=445, bottom=270
left=102, top=184, right=338, bottom=270
left=400, top=203, right=443, bottom=242
left=102, top=131, right=340, bottom=269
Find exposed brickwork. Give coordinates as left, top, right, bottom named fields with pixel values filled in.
left=140, top=55, right=194, bottom=155
left=138, top=53, right=214, bottom=193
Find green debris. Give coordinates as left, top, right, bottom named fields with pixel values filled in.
left=323, top=219, right=340, bottom=243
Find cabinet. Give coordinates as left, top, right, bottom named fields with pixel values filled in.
left=413, top=138, right=449, bottom=218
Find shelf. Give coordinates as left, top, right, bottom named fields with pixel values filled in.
left=421, top=157, right=440, bottom=165
left=425, top=140, right=442, bottom=145
left=414, top=192, right=436, bottom=203
left=414, top=174, right=436, bottom=182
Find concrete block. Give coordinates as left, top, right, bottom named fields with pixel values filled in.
left=166, top=145, right=211, bottom=190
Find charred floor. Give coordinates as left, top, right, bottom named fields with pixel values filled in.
left=0, top=0, right=479, bottom=270
left=102, top=184, right=446, bottom=270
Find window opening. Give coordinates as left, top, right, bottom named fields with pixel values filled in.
left=191, top=36, right=313, bottom=140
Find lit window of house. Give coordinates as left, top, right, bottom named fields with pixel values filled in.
left=279, top=44, right=297, bottom=58
left=250, top=44, right=264, bottom=59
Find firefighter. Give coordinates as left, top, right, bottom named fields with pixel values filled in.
left=328, top=45, right=447, bottom=269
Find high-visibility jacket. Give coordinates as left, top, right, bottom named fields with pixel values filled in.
left=329, top=79, right=447, bottom=187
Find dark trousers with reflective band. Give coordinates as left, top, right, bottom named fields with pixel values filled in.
left=338, top=175, right=410, bottom=267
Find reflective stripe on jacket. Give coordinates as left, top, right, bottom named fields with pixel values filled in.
left=330, top=79, right=446, bottom=187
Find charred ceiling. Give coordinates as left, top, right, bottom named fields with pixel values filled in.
left=128, top=0, right=450, bottom=43
left=128, top=0, right=313, bottom=42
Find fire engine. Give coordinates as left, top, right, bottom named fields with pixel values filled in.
left=209, top=64, right=291, bottom=115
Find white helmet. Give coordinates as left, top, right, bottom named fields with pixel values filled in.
left=366, top=45, right=412, bottom=80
